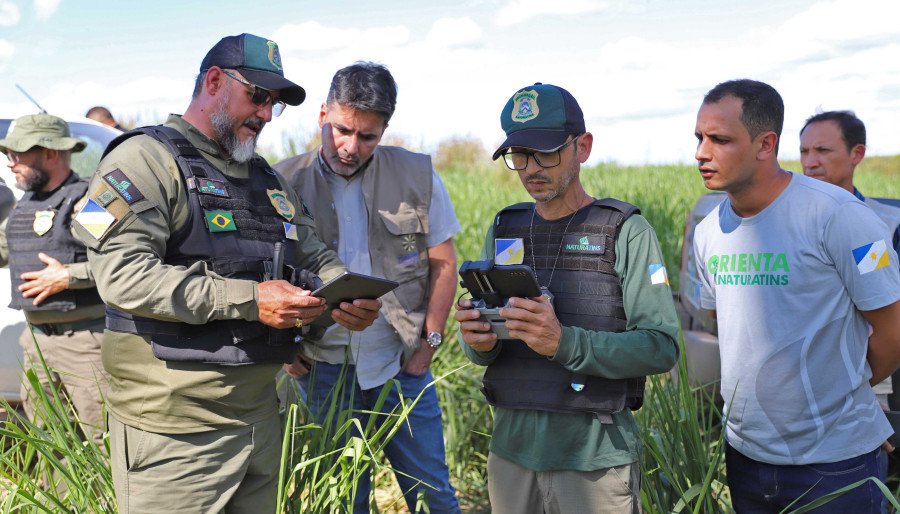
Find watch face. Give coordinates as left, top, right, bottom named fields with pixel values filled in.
left=426, top=331, right=442, bottom=348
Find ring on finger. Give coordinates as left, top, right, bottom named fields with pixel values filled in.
left=295, top=317, right=304, bottom=329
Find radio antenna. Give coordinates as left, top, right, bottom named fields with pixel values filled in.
left=15, top=84, right=47, bottom=114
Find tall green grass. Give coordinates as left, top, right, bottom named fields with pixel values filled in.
left=1, top=148, right=898, bottom=513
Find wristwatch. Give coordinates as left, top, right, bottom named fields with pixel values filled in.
left=423, top=329, right=443, bottom=349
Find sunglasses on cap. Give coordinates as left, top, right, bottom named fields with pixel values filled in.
left=222, top=69, right=286, bottom=117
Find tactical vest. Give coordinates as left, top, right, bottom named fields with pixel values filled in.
left=7, top=173, right=104, bottom=312
left=101, top=126, right=305, bottom=365
left=276, top=146, right=433, bottom=358
left=484, top=199, right=644, bottom=422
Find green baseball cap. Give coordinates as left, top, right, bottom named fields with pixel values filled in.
left=200, top=33, right=306, bottom=106
left=492, top=83, right=585, bottom=160
left=0, top=114, right=86, bottom=154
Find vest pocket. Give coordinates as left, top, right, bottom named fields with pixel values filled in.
left=377, top=206, right=427, bottom=235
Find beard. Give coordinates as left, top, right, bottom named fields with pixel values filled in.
left=525, top=166, right=577, bottom=204
left=210, top=89, right=264, bottom=163
left=15, top=161, right=50, bottom=192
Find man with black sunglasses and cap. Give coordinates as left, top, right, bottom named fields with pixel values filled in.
left=72, top=33, right=380, bottom=513
left=455, top=83, right=678, bottom=512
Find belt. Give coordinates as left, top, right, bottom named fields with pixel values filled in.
left=31, top=319, right=105, bottom=336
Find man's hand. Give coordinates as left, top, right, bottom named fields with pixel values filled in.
left=257, top=280, right=326, bottom=329
left=332, top=298, right=381, bottom=331
left=283, top=353, right=313, bottom=378
left=454, top=298, right=498, bottom=352
left=19, top=253, right=69, bottom=306
left=402, top=339, right=436, bottom=376
left=501, top=295, right=562, bottom=357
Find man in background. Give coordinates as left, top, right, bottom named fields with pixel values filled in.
left=85, top=106, right=126, bottom=131
left=800, top=110, right=900, bottom=268
left=0, top=113, right=107, bottom=445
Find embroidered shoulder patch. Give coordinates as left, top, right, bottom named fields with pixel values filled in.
left=195, top=178, right=229, bottom=197
left=33, top=210, right=54, bottom=236
left=103, top=169, right=145, bottom=205
left=75, top=198, right=117, bottom=240
left=267, top=189, right=295, bottom=221
left=648, top=263, right=669, bottom=285
left=495, top=238, right=524, bottom=265
left=205, top=210, right=236, bottom=232
left=95, top=188, right=118, bottom=207
left=852, top=240, right=890, bottom=274
left=283, top=222, right=299, bottom=241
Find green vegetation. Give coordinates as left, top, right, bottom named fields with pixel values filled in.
left=1, top=145, right=898, bottom=512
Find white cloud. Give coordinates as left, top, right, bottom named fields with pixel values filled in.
left=0, top=1, right=21, bottom=26
left=271, top=21, right=410, bottom=52
left=424, top=17, right=482, bottom=48
left=33, top=0, right=60, bottom=20
left=496, top=0, right=606, bottom=27
left=30, top=76, right=190, bottom=126
left=0, top=39, right=13, bottom=73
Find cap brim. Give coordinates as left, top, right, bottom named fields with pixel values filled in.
left=240, top=68, right=306, bottom=106
left=491, top=129, right=570, bottom=160
left=0, top=137, right=86, bottom=154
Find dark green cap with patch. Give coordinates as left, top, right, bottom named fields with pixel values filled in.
left=0, top=113, right=86, bottom=154
left=492, top=83, right=585, bottom=160
left=200, top=33, right=306, bottom=106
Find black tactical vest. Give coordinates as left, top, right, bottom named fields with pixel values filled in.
left=102, top=126, right=306, bottom=365
left=7, top=173, right=103, bottom=312
left=484, top=199, right=644, bottom=422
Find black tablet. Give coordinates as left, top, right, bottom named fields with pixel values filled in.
left=459, top=260, right=542, bottom=308
left=310, top=271, right=399, bottom=327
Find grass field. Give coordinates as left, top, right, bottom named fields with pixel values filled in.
left=1, top=148, right=898, bottom=513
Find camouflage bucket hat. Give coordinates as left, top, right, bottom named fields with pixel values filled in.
left=0, top=114, right=87, bottom=154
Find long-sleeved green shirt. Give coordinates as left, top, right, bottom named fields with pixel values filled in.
left=461, top=212, right=679, bottom=471
left=72, top=115, right=345, bottom=433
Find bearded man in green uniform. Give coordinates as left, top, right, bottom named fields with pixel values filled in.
left=72, top=34, right=380, bottom=513
left=455, top=83, right=679, bottom=513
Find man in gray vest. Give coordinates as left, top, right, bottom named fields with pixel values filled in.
left=455, top=83, right=679, bottom=513
left=275, top=62, right=461, bottom=513
left=0, top=113, right=108, bottom=445
left=72, top=34, right=380, bottom=513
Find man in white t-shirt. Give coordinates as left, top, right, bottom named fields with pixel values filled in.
left=692, top=79, right=900, bottom=512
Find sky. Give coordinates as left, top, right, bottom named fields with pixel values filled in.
left=1, top=0, right=899, bottom=165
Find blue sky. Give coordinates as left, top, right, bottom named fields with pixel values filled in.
left=1, top=0, right=898, bottom=164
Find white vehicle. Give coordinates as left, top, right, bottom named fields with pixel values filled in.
left=0, top=117, right=121, bottom=405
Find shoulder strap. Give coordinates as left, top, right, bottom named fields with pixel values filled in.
left=591, top=197, right=640, bottom=218
left=494, top=201, right=534, bottom=229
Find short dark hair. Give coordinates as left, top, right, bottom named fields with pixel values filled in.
left=326, top=62, right=398, bottom=124
left=800, top=110, right=866, bottom=151
left=192, top=70, right=209, bottom=99
left=703, top=79, right=784, bottom=152
left=85, top=106, right=114, bottom=120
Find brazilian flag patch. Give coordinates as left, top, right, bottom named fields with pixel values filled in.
left=205, top=210, right=236, bottom=232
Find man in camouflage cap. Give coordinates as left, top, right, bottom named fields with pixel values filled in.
left=0, top=113, right=108, bottom=445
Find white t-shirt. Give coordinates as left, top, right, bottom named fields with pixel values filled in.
left=693, top=173, right=900, bottom=464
